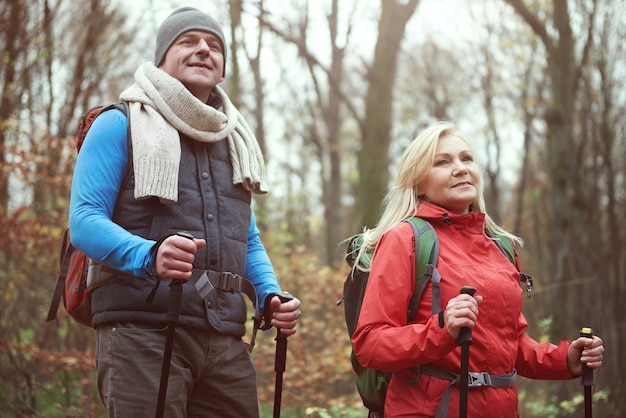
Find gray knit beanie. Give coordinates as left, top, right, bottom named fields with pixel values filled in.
left=154, top=7, right=227, bottom=76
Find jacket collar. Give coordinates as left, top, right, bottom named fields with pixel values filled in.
left=414, top=201, right=485, bottom=231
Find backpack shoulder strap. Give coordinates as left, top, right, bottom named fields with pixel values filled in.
left=491, top=234, right=517, bottom=270
left=490, top=233, right=534, bottom=298
left=404, top=217, right=441, bottom=321
left=347, top=233, right=372, bottom=270
left=115, top=102, right=132, bottom=188
left=94, top=102, right=133, bottom=190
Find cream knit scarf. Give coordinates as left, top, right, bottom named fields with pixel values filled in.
left=118, top=62, right=268, bottom=203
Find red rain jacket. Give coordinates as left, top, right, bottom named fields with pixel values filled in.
left=352, top=202, right=573, bottom=417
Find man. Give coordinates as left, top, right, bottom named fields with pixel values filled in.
left=69, top=7, right=301, bottom=417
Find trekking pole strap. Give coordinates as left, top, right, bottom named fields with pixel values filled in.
left=415, top=365, right=517, bottom=418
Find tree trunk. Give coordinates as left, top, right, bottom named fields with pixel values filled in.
left=506, top=1, right=623, bottom=414
left=357, top=0, right=420, bottom=229
left=0, top=0, right=25, bottom=210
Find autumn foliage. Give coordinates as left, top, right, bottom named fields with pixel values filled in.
left=0, top=131, right=364, bottom=416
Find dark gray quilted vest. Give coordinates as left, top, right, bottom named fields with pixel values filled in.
left=90, top=133, right=252, bottom=335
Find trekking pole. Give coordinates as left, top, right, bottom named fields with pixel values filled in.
left=273, top=329, right=287, bottom=418
left=155, top=232, right=193, bottom=418
left=457, top=286, right=476, bottom=418
left=580, top=327, right=594, bottom=418
left=273, top=293, right=294, bottom=418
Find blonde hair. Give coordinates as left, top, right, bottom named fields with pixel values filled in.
left=355, top=121, right=522, bottom=270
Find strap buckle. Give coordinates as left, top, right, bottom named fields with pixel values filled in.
left=521, top=273, right=534, bottom=299
left=196, top=271, right=244, bottom=298
left=467, top=372, right=492, bottom=387
left=195, top=270, right=261, bottom=352
left=217, top=271, right=243, bottom=293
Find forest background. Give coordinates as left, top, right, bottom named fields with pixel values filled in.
left=1, top=0, right=625, bottom=416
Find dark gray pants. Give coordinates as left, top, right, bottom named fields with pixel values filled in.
left=96, top=322, right=260, bottom=417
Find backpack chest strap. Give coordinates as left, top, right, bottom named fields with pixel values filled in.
left=416, top=363, right=517, bottom=387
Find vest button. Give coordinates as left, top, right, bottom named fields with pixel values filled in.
left=201, top=172, right=209, bottom=179
left=210, top=258, right=218, bottom=265
left=206, top=213, right=214, bottom=221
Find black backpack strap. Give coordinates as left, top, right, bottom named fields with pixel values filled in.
left=116, top=102, right=133, bottom=188
left=194, top=270, right=262, bottom=351
left=46, top=229, right=73, bottom=324
left=100, top=102, right=133, bottom=189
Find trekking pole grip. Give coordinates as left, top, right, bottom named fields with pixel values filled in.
left=166, top=232, right=194, bottom=321
left=456, top=286, right=477, bottom=346
left=274, top=292, right=294, bottom=374
left=579, top=327, right=594, bottom=386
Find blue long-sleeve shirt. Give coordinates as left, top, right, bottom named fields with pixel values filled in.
left=69, top=108, right=281, bottom=308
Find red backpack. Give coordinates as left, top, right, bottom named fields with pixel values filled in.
left=46, top=102, right=129, bottom=327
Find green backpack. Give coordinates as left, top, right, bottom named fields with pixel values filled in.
left=340, top=216, right=526, bottom=415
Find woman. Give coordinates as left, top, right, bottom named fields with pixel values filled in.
left=351, top=121, right=604, bottom=417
